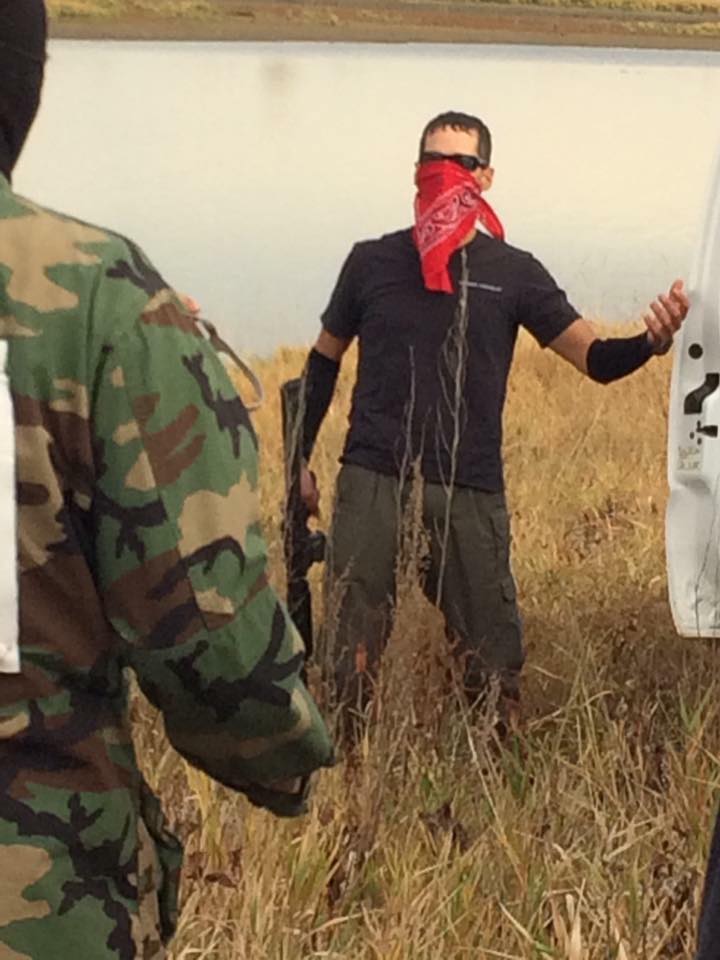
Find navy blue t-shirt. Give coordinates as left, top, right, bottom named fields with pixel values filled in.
left=322, top=228, right=580, bottom=492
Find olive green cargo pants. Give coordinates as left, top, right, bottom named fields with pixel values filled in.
left=321, top=464, right=523, bottom=714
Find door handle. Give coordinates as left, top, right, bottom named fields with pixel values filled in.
left=684, top=373, right=720, bottom=415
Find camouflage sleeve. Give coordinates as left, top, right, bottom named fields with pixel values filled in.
left=91, top=282, right=334, bottom=816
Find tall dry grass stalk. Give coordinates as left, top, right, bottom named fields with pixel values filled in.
left=131, top=335, right=719, bottom=959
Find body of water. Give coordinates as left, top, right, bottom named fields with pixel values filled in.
left=15, top=41, right=720, bottom=354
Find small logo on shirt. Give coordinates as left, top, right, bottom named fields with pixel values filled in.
left=461, top=280, right=503, bottom=293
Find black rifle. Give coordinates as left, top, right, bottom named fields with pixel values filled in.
left=281, top=378, right=326, bottom=659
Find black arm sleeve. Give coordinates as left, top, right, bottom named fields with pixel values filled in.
left=586, top=332, right=655, bottom=384
left=300, top=244, right=361, bottom=460
left=301, top=348, right=340, bottom=461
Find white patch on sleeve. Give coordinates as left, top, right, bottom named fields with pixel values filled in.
left=0, top=340, right=19, bottom=673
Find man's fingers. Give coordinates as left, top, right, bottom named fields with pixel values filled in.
left=644, top=311, right=664, bottom=345
left=667, top=279, right=690, bottom=321
left=671, top=288, right=691, bottom=316
left=300, top=467, right=320, bottom=516
left=658, top=294, right=684, bottom=331
left=644, top=284, right=689, bottom=350
left=671, top=278, right=686, bottom=298
left=649, top=299, right=674, bottom=335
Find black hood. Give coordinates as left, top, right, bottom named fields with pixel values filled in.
left=0, top=0, right=47, bottom=180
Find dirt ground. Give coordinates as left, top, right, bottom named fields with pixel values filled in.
left=50, top=0, right=720, bottom=50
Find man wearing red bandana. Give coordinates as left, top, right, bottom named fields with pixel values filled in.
left=413, top=156, right=505, bottom=293
left=299, top=110, right=688, bottom=738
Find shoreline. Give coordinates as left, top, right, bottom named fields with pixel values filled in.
left=49, top=1, right=720, bottom=51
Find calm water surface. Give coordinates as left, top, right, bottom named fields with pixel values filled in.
left=15, top=41, right=720, bottom=354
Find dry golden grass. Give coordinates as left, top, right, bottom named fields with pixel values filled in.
left=44, top=0, right=720, bottom=22
left=128, top=336, right=720, bottom=959
left=46, top=0, right=214, bottom=19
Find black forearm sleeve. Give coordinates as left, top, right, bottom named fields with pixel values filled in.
left=301, top=348, right=340, bottom=460
left=586, top=332, right=655, bottom=384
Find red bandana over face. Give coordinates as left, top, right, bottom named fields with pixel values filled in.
left=413, top=160, right=505, bottom=294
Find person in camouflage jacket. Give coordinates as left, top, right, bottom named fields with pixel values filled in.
left=0, top=3, right=334, bottom=957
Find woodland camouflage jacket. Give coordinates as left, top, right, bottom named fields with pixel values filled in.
left=0, top=174, right=333, bottom=959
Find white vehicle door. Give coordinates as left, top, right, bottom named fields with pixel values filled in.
left=0, top=338, right=19, bottom=672
left=667, top=146, right=720, bottom=637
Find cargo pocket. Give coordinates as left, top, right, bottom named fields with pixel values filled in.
left=334, top=464, right=378, bottom=511
left=329, top=466, right=373, bottom=580
left=500, top=574, right=517, bottom=604
left=489, top=505, right=512, bottom=573
left=497, top=574, right=523, bottom=673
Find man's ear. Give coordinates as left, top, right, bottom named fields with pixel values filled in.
left=480, top=166, right=495, bottom=191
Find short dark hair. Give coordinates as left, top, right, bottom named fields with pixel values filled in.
left=418, top=111, right=492, bottom=164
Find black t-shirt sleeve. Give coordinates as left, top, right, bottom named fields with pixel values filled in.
left=517, top=254, right=581, bottom=348
left=321, top=244, right=363, bottom=341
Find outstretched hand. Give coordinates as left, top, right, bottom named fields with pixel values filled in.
left=644, top=279, right=689, bottom=353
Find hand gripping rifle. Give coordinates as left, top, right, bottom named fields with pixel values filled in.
left=280, top=378, right=326, bottom=660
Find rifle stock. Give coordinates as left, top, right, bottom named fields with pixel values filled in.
left=280, top=378, right=326, bottom=660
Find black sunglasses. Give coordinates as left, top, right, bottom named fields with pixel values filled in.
left=420, top=151, right=489, bottom=172
left=420, top=150, right=490, bottom=173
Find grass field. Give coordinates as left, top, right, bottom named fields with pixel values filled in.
left=128, top=337, right=720, bottom=959
left=47, top=0, right=214, bottom=18
left=44, top=0, right=720, bottom=21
